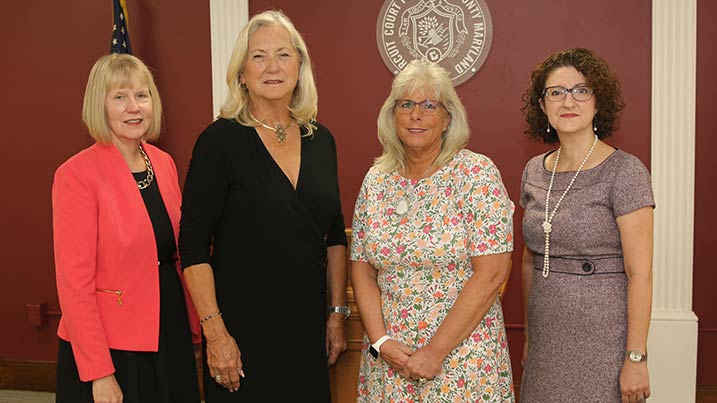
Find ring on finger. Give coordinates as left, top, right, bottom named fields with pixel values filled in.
left=215, top=374, right=222, bottom=382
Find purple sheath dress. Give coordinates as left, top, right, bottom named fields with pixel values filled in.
left=519, top=150, right=654, bottom=403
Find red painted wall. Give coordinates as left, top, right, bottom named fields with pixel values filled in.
left=250, top=0, right=651, bottom=382
left=0, top=0, right=211, bottom=361
left=2, top=0, right=713, bottom=389
left=695, top=0, right=717, bottom=387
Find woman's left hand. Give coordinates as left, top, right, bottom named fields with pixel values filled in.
left=404, top=344, right=443, bottom=381
left=326, top=314, right=347, bottom=366
left=619, top=361, right=650, bottom=403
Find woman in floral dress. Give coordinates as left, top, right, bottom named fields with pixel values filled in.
left=350, top=59, right=515, bottom=402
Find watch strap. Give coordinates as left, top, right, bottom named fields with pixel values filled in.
left=369, top=335, right=391, bottom=359
left=328, top=305, right=350, bottom=319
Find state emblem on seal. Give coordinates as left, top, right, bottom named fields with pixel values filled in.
left=376, top=0, right=493, bottom=86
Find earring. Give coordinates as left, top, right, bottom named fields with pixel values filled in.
left=593, top=121, right=597, bottom=133
left=546, top=124, right=551, bottom=133
left=240, top=82, right=248, bottom=92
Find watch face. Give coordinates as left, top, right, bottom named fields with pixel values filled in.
left=628, top=351, right=644, bottom=362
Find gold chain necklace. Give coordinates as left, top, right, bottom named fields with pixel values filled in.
left=541, top=134, right=598, bottom=277
left=136, top=145, right=154, bottom=190
left=250, top=113, right=293, bottom=144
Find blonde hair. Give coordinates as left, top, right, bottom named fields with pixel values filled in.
left=82, top=53, right=162, bottom=144
left=219, top=10, right=318, bottom=135
left=374, top=59, right=469, bottom=173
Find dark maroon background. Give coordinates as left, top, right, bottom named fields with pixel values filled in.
left=0, top=0, right=713, bottom=387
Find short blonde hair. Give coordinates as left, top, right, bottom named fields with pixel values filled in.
left=219, top=10, right=318, bottom=135
left=82, top=53, right=162, bottom=144
left=374, top=59, right=469, bottom=173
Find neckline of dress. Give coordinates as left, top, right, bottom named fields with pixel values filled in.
left=541, top=148, right=620, bottom=175
left=394, top=149, right=465, bottom=183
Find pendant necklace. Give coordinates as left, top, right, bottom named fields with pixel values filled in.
left=542, top=134, right=598, bottom=278
left=396, top=159, right=437, bottom=215
left=250, top=113, right=293, bottom=144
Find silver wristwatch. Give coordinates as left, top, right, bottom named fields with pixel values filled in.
left=626, top=350, right=647, bottom=363
left=328, top=305, right=350, bottom=319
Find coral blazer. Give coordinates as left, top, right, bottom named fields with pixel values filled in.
left=53, top=142, right=200, bottom=382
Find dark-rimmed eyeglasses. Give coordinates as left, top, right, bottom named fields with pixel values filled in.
left=543, top=85, right=594, bottom=102
left=395, top=99, right=444, bottom=115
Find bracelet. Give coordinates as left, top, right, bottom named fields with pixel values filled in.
left=200, top=311, right=222, bottom=325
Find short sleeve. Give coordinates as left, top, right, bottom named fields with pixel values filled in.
left=519, top=161, right=530, bottom=209
left=460, top=154, right=515, bottom=256
left=610, top=154, right=655, bottom=217
left=350, top=171, right=373, bottom=262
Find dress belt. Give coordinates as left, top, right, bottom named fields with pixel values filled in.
left=532, top=254, right=625, bottom=276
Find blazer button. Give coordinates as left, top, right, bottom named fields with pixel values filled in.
left=582, top=262, right=592, bottom=272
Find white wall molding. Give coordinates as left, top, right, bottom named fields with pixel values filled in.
left=209, top=0, right=249, bottom=118
left=650, top=0, right=698, bottom=402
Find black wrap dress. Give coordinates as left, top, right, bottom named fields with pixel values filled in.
left=179, top=118, right=347, bottom=402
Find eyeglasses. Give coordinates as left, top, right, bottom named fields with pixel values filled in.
left=395, top=99, right=444, bottom=115
left=543, top=85, right=594, bottom=102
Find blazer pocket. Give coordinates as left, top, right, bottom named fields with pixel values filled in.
left=96, top=288, right=123, bottom=307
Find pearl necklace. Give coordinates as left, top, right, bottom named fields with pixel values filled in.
left=136, top=145, right=154, bottom=190
left=542, top=134, right=598, bottom=278
left=250, top=113, right=293, bottom=144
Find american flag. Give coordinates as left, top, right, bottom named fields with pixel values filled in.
left=110, top=0, right=132, bottom=54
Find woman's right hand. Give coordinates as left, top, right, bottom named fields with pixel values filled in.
left=206, top=329, right=244, bottom=392
left=92, top=374, right=123, bottom=403
left=379, top=339, right=414, bottom=377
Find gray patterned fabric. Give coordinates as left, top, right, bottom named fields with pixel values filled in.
left=519, top=150, right=654, bottom=403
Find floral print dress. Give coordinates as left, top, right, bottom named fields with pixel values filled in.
left=351, top=149, right=515, bottom=403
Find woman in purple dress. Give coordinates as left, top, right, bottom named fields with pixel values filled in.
left=519, top=48, right=654, bottom=403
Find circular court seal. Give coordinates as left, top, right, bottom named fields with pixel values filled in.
left=376, top=0, right=493, bottom=86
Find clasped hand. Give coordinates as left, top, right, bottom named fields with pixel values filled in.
left=381, top=340, right=443, bottom=382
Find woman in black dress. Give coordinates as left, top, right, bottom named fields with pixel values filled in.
left=53, top=54, right=200, bottom=403
left=179, top=10, right=349, bottom=402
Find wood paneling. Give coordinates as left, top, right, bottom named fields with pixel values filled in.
left=0, top=360, right=56, bottom=392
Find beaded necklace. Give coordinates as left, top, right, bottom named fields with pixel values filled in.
left=541, top=134, right=598, bottom=277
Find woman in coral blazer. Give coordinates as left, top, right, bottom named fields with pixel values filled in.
left=53, top=54, right=200, bottom=403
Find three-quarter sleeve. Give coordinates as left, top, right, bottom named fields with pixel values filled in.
left=53, top=163, right=114, bottom=381
left=461, top=154, right=515, bottom=257
left=179, top=127, right=229, bottom=269
left=324, top=132, right=348, bottom=247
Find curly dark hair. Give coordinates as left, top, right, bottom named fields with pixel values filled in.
left=522, top=48, right=625, bottom=144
